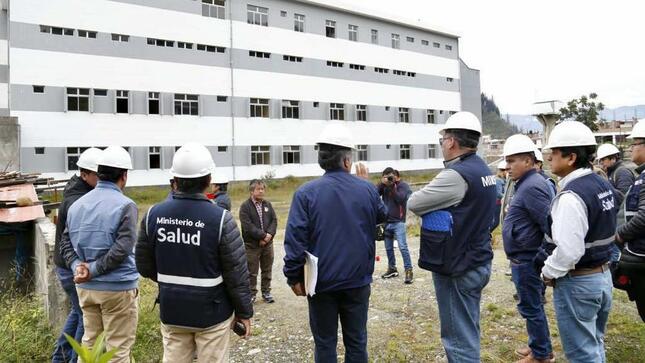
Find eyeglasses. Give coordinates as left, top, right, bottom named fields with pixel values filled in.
left=439, top=136, right=453, bottom=146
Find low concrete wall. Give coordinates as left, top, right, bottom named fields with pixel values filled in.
left=33, top=217, right=68, bottom=331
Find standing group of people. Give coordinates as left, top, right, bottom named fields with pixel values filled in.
left=49, top=112, right=645, bottom=363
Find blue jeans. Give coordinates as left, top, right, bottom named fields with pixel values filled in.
left=511, top=262, right=552, bottom=359
left=609, top=243, right=621, bottom=263
left=433, top=262, right=491, bottom=363
left=384, top=222, right=412, bottom=270
left=553, top=269, right=612, bottom=363
left=52, top=267, right=84, bottom=363
left=307, top=285, right=370, bottom=363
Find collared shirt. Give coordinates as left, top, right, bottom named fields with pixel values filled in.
left=407, top=156, right=469, bottom=215
left=252, top=197, right=264, bottom=230
left=541, top=168, right=592, bottom=279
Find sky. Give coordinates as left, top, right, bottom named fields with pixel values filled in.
left=332, top=0, right=645, bottom=115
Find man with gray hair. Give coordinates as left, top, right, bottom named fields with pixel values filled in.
left=239, top=179, right=278, bottom=303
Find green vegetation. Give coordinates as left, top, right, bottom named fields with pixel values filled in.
left=560, top=92, right=605, bottom=131
left=481, top=93, right=520, bottom=139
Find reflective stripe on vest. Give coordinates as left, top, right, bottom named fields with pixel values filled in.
left=545, top=232, right=613, bottom=248
left=157, top=273, right=224, bottom=288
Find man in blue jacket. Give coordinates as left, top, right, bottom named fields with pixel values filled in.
left=502, top=135, right=555, bottom=363
left=60, top=146, right=138, bottom=363
left=378, top=167, right=413, bottom=283
left=283, top=124, right=387, bottom=363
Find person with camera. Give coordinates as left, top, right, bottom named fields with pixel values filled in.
left=378, top=167, right=413, bottom=284
left=135, top=143, right=252, bottom=362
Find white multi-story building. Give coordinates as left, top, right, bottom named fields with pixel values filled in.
left=0, top=0, right=481, bottom=186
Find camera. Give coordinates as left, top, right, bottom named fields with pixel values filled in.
left=387, top=175, right=395, bottom=182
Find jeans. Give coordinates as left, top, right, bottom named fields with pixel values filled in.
left=608, top=243, right=621, bottom=263
left=383, top=222, right=412, bottom=270
left=511, top=262, right=552, bottom=359
left=553, top=269, right=612, bottom=363
left=433, top=262, right=491, bottom=363
left=307, top=285, right=370, bottom=363
left=52, top=267, right=84, bottom=363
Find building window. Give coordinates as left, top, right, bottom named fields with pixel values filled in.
left=174, top=94, right=199, bottom=115
left=67, top=88, right=89, bottom=111
left=422, top=39, right=429, bottom=46
left=428, top=144, right=437, bottom=158
left=217, top=96, right=228, bottom=102
left=356, top=145, right=368, bottom=161
left=111, top=33, right=129, bottom=42
left=393, top=69, right=405, bottom=76
left=433, top=42, right=440, bottom=48
left=398, top=107, right=410, bottom=123
left=283, top=55, right=303, bottom=62
left=427, top=109, right=435, bottom=124
left=283, top=145, right=301, bottom=164
left=407, top=72, right=416, bottom=77
left=281, top=100, right=299, bottom=119
left=148, top=92, right=160, bottom=115
left=40, top=25, right=74, bottom=36
left=406, top=36, right=414, bottom=43
left=178, top=42, right=193, bottom=49
left=294, top=14, right=305, bottom=32
left=400, top=144, right=411, bottom=160
left=371, top=29, right=378, bottom=44
left=35, top=147, right=45, bottom=155
left=348, top=24, right=358, bottom=41
left=218, top=146, right=228, bottom=152
left=94, top=89, right=107, bottom=96
left=78, top=30, right=97, bottom=39
left=449, top=111, right=457, bottom=116
left=249, top=50, right=271, bottom=58
left=326, top=61, right=344, bottom=68
left=445, top=44, right=453, bottom=51
left=330, top=103, right=345, bottom=121
left=250, top=98, right=269, bottom=118
left=349, top=64, right=365, bottom=70
left=116, top=90, right=129, bottom=114
left=447, top=77, right=454, bottom=83
left=313, top=102, right=319, bottom=108
left=325, top=20, right=336, bottom=38
left=67, top=147, right=89, bottom=171
left=202, top=0, right=225, bottom=19
left=147, top=38, right=174, bottom=47
left=251, top=146, right=271, bottom=165
left=247, top=5, right=268, bottom=26
left=356, top=105, right=367, bottom=121
left=149, top=147, right=161, bottom=169
left=197, top=44, right=225, bottom=53
left=391, top=33, right=400, bottom=49
left=280, top=10, right=287, bottom=17
left=374, top=67, right=389, bottom=74
left=33, top=85, right=45, bottom=93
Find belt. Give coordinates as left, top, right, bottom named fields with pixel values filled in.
left=568, top=263, right=609, bottom=277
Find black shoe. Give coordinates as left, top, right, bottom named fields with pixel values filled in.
left=262, top=293, right=275, bottom=303
left=251, top=296, right=256, bottom=304
left=404, top=269, right=414, bottom=284
left=381, top=267, right=399, bottom=279
left=513, top=293, right=519, bottom=301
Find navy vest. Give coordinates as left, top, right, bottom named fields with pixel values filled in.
left=546, top=173, right=616, bottom=269
left=146, top=195, right=233, bottom=329
left=419, top=153, right=496, bottom=276
left=624, top=171, right=645, bottom=254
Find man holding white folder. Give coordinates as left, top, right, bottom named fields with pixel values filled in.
left=283, top=124, right=387, bottom=363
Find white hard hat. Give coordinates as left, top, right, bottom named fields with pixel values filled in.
left=439, top=111, right=482, bottom=136
left=317, top=124, right=355, bottom=149
left=534, top=148, right=544, bottom=162
left=98, top=146, right=133, bottom=170
left=497, top=160, right=507, bottom=170
left=596, top=144, right=620, bottom=160
left=503, top=134, right=537, bottom=157
left=628, top=120, right=645, bottom=139
left=76, top=147, right=103, bottom=172
left=544, top=121, right=596, bottom=150
left=213, top=174, right=229, bottom=184
left=171, top=143, right=215, bottom=178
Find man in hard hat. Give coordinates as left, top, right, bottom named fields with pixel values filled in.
left=408, top=111, right=496, bottom=362
left=136, top=143, right=252, bottom=362
left=211, top=175, right=231, bottom=211
left=502, top=135, right=555, bottom=363
left=59, top=145, right=139, bottom=363
left=492, top=160, right=507, bottom=231
left=52, top=147, right=102, bottom=363
left=283, top=124, right=387, bottom=363
left=539, top=121, right=616, bottom=362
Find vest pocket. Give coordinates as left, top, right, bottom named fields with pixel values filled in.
left=419, top=229, right=450, bottom=266
left=159, top=284, right=230, bottom=329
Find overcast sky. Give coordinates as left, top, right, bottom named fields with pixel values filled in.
left=338, top=0, right=645, bottom=114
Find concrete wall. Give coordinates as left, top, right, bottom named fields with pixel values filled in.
left=0, top=116, right=19, bottom=171
left=459, top=59, right=482, bottom=122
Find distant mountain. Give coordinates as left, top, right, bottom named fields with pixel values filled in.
left=506, top=114, right=543, bottom=132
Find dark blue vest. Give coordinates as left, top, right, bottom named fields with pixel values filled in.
left=419, top=153, right=496, bottom=276
left=625, top=171, right=645, bottom=254
left=147, top=194, right=233, bottom=329
left=546, top=173, right=616, bottom=269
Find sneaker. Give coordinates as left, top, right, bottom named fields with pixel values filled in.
left=262, top=293, right=275, bottom=303
left=404, top=269, right=413, bottom=284
left=381, top=267, right=399, bottom=279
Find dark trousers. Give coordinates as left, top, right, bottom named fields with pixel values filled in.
left=511, top=261, right=553, bottom=360
left=246, top=243, right=274, bottom=296
left=307, top=285, right=371, bottom=363
left=52, top=267, right=84, bottom=363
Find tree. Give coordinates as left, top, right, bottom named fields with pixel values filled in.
left=559, top=93, right=605, bottom=131
left=480, top=93, right=520, bottom=138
